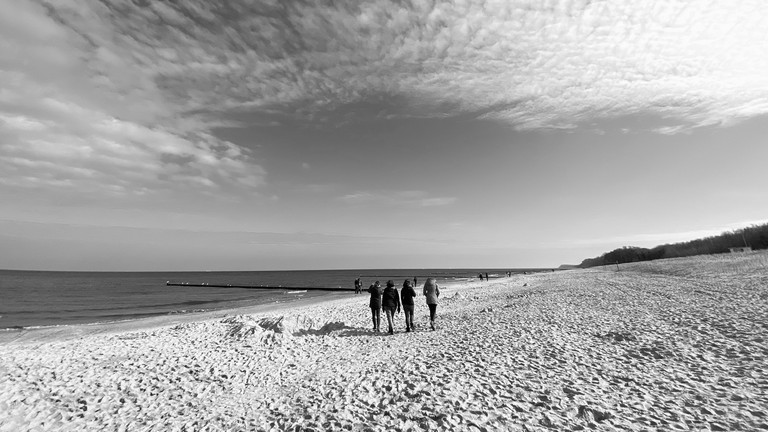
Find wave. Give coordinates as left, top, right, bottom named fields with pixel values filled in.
left=3, top=299, right=242, bottom=315
left=0, top=291, right=327, bottom=331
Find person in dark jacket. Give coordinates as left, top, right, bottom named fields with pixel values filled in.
left=381, top=280, right=401, bottom=334
left=368, top=281, right=383, bottom=332
left=400, top=279, right=417, bottom=332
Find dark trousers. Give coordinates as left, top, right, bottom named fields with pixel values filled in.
left=428, top=304, right=437, bottom=322
left=403, top=304, right=414, bottom=329
left=370, top=307, right=381, bottom=330
left=384, top=307, right=396, bottom=331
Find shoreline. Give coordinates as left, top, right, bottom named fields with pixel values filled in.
left=3, top=254, right=763, bottom=431
left=0, top=277, right=477, bottom=346
left=0, top=291, right=353, bottom=346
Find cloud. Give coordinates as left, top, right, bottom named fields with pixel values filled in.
left=3, top=0, right=768, bottom=199
left=19, top=0, right=761, bottom=133
left=338, top=190, right=456, bottom=207
left=0, top=0, right=266, bottom=197
left=653, top=125, right=693, bottom=135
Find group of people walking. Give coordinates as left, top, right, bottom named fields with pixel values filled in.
left=365, top=278, right=440, bottom=334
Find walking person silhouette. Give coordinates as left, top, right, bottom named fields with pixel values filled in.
left=423, top=277, right=440, bottom=330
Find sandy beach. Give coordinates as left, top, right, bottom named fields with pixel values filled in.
left=1, top=252, right=766, bottom=431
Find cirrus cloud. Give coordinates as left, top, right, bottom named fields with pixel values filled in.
left=25, top=0, right=764, bottom=131
left=2, top=0, right=768, bottom=199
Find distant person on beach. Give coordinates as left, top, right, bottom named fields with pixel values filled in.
left=368, top=281, right=383, bottom=332
left=381, top=280, right=401, bottom=334
left=401, top=279, right=417, bottom=332
left=413, top=277, right=418, bottom=287
left=479, top=273, right=483, bottom=281
left=354, top=278, right=362, bottom=294
left=485, top=272, right=489, bottom=281
left=423, top=277, right=440, bottom=331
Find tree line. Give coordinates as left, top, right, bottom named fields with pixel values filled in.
left=579, top=223, right=768, bottom=268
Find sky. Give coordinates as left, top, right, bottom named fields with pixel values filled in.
left=1, top=0, right=767, bottom=271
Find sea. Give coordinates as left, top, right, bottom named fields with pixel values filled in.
left=0, top=268, right=547, bottom=330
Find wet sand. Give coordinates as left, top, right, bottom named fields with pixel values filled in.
left=1, top=252, right=766, bottom=431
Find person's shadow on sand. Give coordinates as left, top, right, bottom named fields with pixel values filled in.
left=333, top=325, right=418, bottom=338
left=294, top=323, right=373, bottom=338
left=335, top=327, right=379, bottom=338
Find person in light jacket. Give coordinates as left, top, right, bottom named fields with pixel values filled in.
left=381, top=280, right=401, bottom=334
left=368, top=281, right=383, bottom=332
left=400, top=279, right=417, bottom=332
left=423, top=277, right=440, bottom=330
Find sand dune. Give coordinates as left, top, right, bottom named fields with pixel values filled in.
left=2, top=252, right=766, bottom=431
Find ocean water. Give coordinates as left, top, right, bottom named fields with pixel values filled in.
left=0, top=268, right=543, bottom=330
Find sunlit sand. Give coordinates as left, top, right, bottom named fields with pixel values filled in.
left=2, top=252, right=766, bottom=431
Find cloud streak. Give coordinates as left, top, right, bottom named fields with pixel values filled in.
left=338, top=190, right=456, bottom=207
